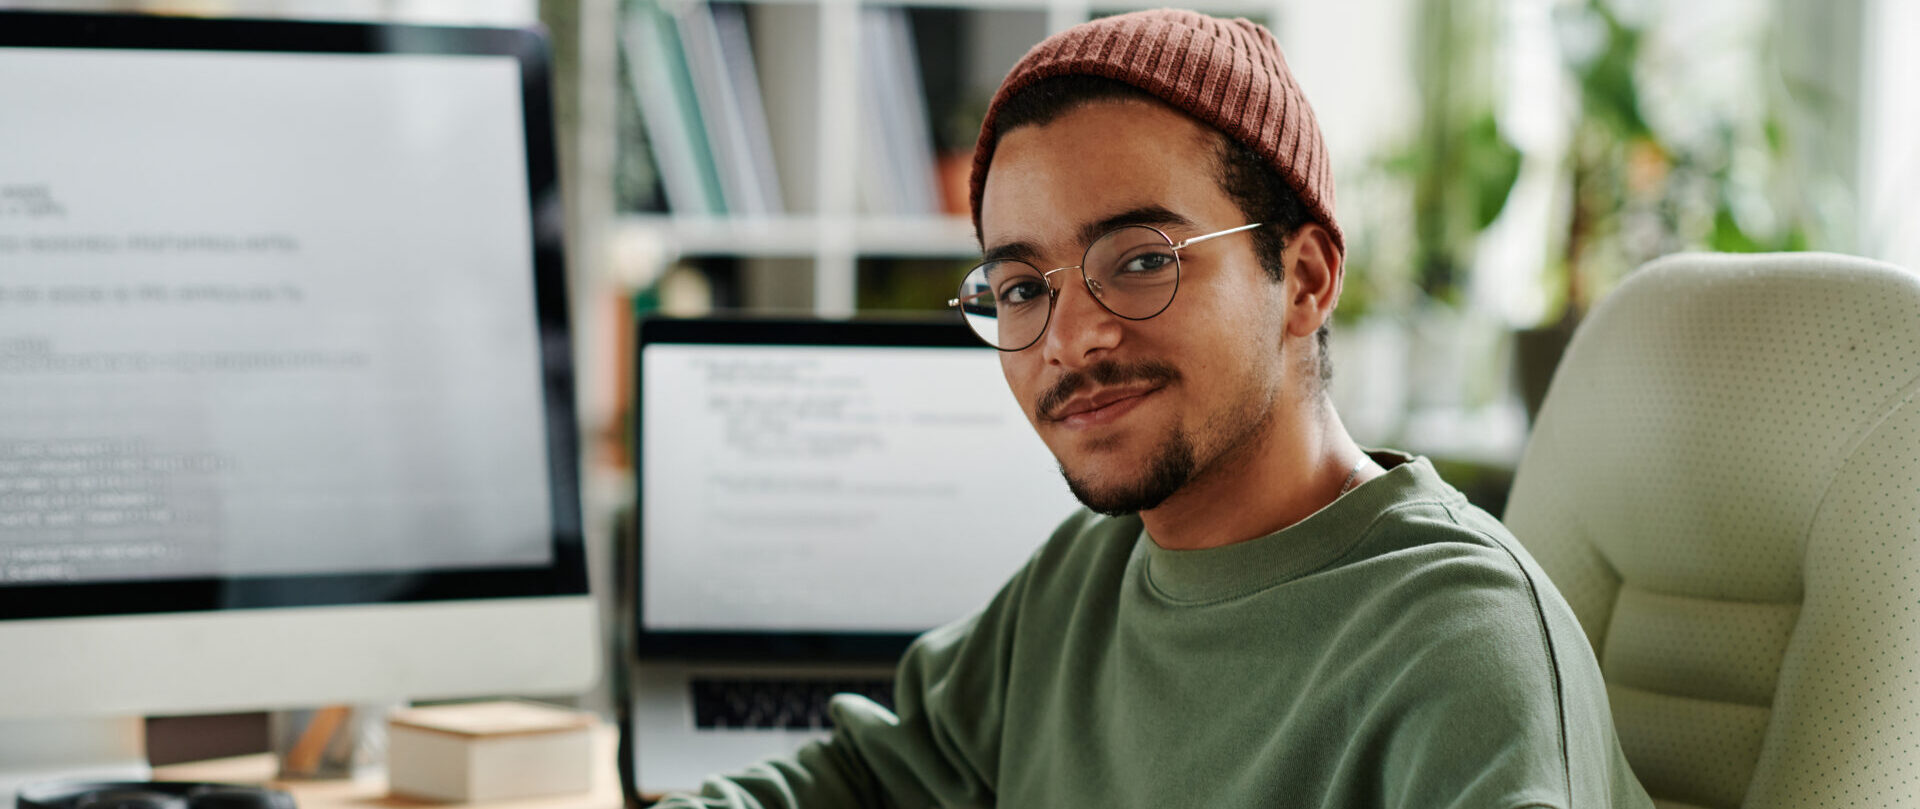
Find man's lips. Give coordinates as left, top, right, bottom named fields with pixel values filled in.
left=1033, top=360, right=1182, bottom=429
left=1045, top=384, right=1165, bottom=427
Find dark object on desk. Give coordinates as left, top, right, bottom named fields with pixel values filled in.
left=145, top=715, right=269, bottom=768
left=18, top=783, right=293, bottom=809
left=690, top=677, right=894, bottom=731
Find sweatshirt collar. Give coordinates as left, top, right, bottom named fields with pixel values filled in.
left=1140, top=450, right=1447, bottom=603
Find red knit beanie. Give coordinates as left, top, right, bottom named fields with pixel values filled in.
left=970, top=8, right=1343, bottom=254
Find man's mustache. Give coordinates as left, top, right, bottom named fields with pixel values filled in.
left=1036, top=360, right=1182, bottom=420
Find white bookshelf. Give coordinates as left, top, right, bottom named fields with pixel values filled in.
left=616, top=214, right=975, bottom=256
left=605, top=0, right=1291, bottom=316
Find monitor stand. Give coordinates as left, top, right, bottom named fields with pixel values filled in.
left=0, top=717, right=148, bottom=802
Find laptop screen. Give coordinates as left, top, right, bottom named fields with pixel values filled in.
left=635, top=318, right=1080, bottom=657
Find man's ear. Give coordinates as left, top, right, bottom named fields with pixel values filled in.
left=1281, top=222, right=1342, bottom=338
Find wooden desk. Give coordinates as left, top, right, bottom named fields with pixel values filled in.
left=152, top=724, right=625, bottom=809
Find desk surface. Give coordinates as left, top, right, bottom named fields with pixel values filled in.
left=152, top=724, right=624, bottom=809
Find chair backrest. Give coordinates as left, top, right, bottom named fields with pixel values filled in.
left=1505, top=252, right=1920, bottom=809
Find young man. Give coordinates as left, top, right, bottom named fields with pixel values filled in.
left=660, top=10, right=1651, bottom=808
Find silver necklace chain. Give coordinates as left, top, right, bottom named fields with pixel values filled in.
left=1339, top=458, right=1368, bottom=495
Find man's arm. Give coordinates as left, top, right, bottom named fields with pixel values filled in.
left=652, top=560, right=1029, bottom=809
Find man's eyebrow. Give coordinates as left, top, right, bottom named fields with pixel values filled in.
left=981, top=205, right=1198, bottom=267
left=982, top=239, right=1043, bottom=266
left=1078, top=205, right=1196, bottom=249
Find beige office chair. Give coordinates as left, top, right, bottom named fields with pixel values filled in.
left=1504, top=252, right=1920, bottom=809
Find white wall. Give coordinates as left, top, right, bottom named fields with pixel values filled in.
left=1862, top=0, right=1920, bottom=271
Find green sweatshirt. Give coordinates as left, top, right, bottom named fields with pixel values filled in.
left=658, top=453, right=1652, bottom=808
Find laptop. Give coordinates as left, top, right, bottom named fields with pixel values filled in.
left=621, top=316, right=1080, bottom=797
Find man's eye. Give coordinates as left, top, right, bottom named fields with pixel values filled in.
left=1118, top=251, right=1175, bottom=275
left=998, top=279, right=1048, bottom=305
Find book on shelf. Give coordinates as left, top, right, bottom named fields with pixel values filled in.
left=613, top=57, right=667, bottom=213
left=746, top=3, right=819, bottom=214
left=859, top=6, right=942, bottom=218
left=676, top=1, right=784, bottom=216
left=713, top=4, right=787, bottom=215
left=622, top=0, right=788, bottom=218
left=621, top=0, right=726, bottom=215
left=619, top=1, right=1023, bottom=222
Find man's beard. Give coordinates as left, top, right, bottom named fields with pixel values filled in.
left=1061, top=427, right=1196, bottom=515
left=1041, top=358, right=1275, bottom=517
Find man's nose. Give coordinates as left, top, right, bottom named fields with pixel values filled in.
left=1039, top=269, right=1122, bottom=367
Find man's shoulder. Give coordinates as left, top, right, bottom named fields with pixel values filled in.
left=1346, top=467, right=1543, bottom=596
left=1359, top=458, right=1513, bottom=543
left=1337, top=479, right=1642, bottom=808
left=1359, top=493, right=1556, bottom=615
left=1324, top=472, right=1581, bottom=666
left=1338, top=476, right=1607, bottom=720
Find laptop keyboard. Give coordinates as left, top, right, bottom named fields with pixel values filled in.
left=690, top=677, right=895, bottom=730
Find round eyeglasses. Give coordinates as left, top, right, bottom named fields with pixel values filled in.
left=947, top=222, right=1264, bottom=351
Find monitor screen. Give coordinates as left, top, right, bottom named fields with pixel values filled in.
left=1, top=45, right=554, bottom=587
left=0, top=12, right=593, bottom=726
left=636, top=319, right=1081, bottom=655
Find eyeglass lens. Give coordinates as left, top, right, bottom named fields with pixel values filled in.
left=957, top=225, right=1180, bottom=350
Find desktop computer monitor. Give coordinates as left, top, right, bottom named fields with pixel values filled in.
left=0, top=11, right=597, bottom=780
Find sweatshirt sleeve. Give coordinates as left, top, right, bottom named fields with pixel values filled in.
left=651, top=557, right=1030, bottom=809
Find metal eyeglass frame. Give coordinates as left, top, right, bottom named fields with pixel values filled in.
left=947, top=221, right=1265, bottom=351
